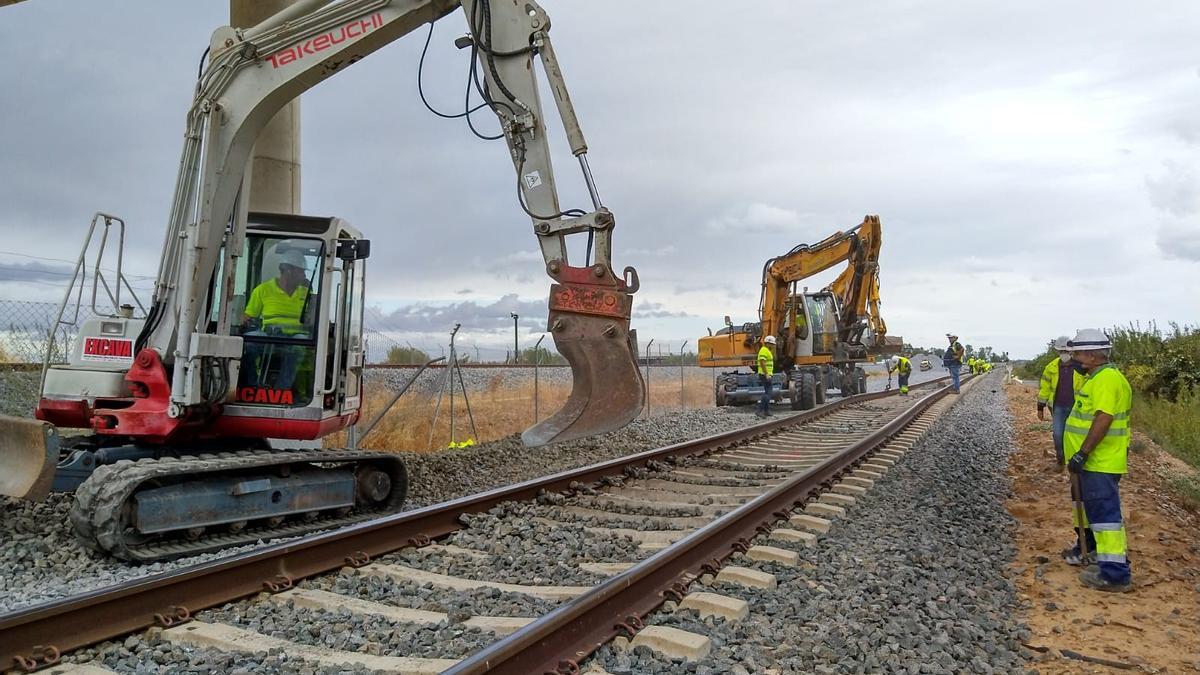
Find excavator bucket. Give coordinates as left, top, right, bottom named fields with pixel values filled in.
left=0, top=415, right=60, bottom=501
left=522, top=286, right=645, bottom=447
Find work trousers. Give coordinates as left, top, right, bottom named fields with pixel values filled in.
left=1075, top=470, right=1131, bottom=584
left=898, top=372, right=909, bottom=394
left=1051, top=405, right=1071, bottom=465
left=758, top=375, right=773, bottom=415
left=947, top=363, right=961, bottom=392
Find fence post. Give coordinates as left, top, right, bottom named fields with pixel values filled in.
left=679, top=340, right=688, bottom=410
left=532, top=334, right=545, bottom=423
left=644, top=338, right=654, bottom=419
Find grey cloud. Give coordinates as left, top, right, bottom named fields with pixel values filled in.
left=366, top=294, right=547, bottom=334
left=0, top=261, right=76, bottom=283
left=1157, top=222, right=1200, bottom=261
left=633, top=302, right=694, bottom=320
left=1146, top=160, right=1200, bottom=217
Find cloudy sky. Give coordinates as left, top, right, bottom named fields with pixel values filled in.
left=1, top=1, right=1197, bottom=359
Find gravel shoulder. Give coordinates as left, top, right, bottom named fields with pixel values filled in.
left=1004, top=381, right=1200, bottom=673
left=588, top=372, right=1032, bottom=674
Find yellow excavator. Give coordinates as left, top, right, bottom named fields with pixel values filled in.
left=698, top=215, right=901, bottom=409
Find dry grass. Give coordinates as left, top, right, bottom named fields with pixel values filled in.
left=341, top=369, right=718, bottom=452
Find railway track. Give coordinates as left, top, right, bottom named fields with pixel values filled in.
left=2, top=374, right=975, bottom=674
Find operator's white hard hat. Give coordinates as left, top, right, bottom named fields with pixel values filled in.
left=279, top=250, right=307, bottom=270
left=1052, top=335, right=1072, bottom=351
left=1068, top=328, right=1112, bottom=352
left=764, top=335, right=777, bottom=345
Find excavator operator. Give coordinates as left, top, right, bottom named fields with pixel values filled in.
left=242, top=250, right=311, bottom=391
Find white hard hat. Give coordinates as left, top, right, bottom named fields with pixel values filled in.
left=1068, top=328, right=1112, bottom=351
left=279, top=250, right=307, bottom=270
left=887, top=356, right=899, bottom=366
left=764, top=335, right=777, bottom=345
left=1052, top=335, right=1072, bottom=351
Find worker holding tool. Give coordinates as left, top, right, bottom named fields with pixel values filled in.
left=1038, top=335, right=1085, bottom=468
left=942, top=333, right=965, bottom=393
left=887, top=355, right=912, bottom=395
left=757, top=335, right=776, bottom=418
left=1063, top=328, right=1134, bottom=592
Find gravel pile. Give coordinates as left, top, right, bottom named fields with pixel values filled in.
left=368, top=365, right=571, bottom=396
left=587, top=373, right=1033, bottom=674
left=0, top=369, right=40, bottom=417
left=396, top=407, right=766, bottom=508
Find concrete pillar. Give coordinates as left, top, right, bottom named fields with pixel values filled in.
left=230, top=0, right=301, bottom=214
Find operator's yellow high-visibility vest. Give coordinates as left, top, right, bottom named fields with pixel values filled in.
left=1038, top=359, right=1085, bottom=407
left=245, top=278, right=308, bottom=335
left=757, top=345, right=774, bottom=376
left=1063, top=364, right=1132, bottom=473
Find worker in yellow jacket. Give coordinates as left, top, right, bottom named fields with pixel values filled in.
left=1063, top=329, right=1133, bottom=592
left=1038, top=335, right=1085, bottom=466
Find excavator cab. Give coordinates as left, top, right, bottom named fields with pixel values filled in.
left=217, top=213, right=368, bottom=433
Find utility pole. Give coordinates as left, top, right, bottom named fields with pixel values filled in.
left=230, top=0, right=302, bottom=213
left=510, top=312, right=519, bottom=364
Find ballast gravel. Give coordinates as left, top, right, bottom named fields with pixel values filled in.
left=586, top=374, right=1034, bottom=674
left=201, top=601, right=495, bottom=658
left=0, top=404, right=766, bottom=613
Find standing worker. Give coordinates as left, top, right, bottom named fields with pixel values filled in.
left=887, top=355, right=912, bottom=395
left=943, top=334, right=966, bottom=393
left=757, top=335, right=777, bottom=418
left=1038, top=335, right=1084, bottom=467
left=1063, top=328, right=1133, bottom=592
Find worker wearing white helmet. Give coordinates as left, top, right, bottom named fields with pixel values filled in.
left=1038, top=335, right=1085, bottom=467
left=241, top=248, right=313, bottom=391
left=756, top=335, right=777, bottom=418
left=942, top=334, right=966, bottom=393
left=887, top=354, right=912, bottom=395
left=1062, top=328, right=1133, bottom=592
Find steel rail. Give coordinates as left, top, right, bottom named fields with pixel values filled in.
left=0, top=376, right=951, bottom=671
left=445, top=379, right=961, bottom=675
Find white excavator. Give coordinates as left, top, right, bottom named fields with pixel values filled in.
left=0, top=0, right=645, bottom=560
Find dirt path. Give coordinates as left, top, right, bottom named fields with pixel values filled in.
left=1005, top=381, right=1200, bottom=673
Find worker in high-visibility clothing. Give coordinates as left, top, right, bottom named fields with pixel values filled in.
left=242, top=250, right=312, bottom=390
left=1063, top=328, right=1133, bottom=592
left=1038, top=335, right=1085, bottom=467
left=943, top=334, right=965, bottom=393
left=887, top=355, right=912, bottom=395
left=756, top=335, right=777, bottom=418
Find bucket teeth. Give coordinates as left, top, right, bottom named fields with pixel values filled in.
left=522, top=311, right=644, bottom=447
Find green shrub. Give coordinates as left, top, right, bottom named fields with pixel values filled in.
left=1133, top=393, right=1200, bottom=468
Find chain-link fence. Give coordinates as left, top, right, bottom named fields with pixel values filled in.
left=0, top=300, right=112, bottom=364
left=0, top=299, right=699, bottom=367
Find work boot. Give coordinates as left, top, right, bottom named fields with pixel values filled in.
left=1061, top=546, right=1096, bottom=567
left=1079, top=567, right=1132, bottom=593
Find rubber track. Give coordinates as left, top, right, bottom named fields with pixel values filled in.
left=70, top=448, right=406, bottom=562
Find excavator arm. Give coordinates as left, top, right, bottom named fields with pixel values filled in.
left=136, top=0, right=642, bottom=445
left=759, top=215, right=879, bottom=341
